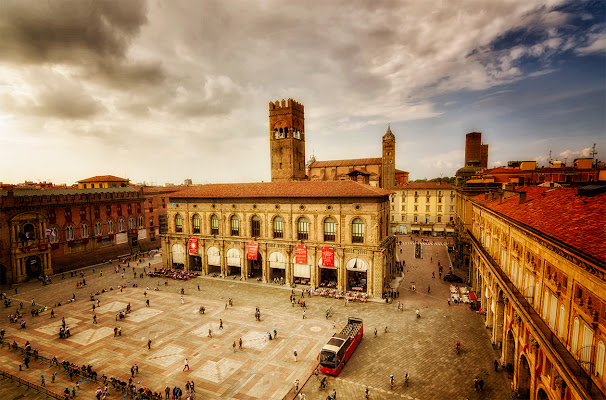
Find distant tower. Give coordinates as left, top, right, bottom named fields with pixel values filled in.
left=465, top=132, right=488, bottom=168
left=381, top=125, right=396, bottom=188
left=269, top=99, right=306, bottom=182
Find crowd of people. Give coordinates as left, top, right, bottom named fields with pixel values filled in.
left=146, top=268, right=199, bottom=281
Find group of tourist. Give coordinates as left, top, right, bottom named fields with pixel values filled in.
left=146, top=268, right=199, bottom=280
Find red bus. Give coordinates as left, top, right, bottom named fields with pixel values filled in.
left=318, top=317, right=363, bottom=375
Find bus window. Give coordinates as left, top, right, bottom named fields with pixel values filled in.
left=320, top=351, right=336, bottom=367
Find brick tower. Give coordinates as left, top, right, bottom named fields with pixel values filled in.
left=269, top=99, right=306, bottom=182
left=381, top=125, right=396, bottom=188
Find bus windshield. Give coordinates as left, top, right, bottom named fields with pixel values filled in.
left=320, top=350, right=336, bottom=367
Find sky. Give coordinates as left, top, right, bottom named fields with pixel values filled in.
left=0, top=0, right=604, bottom=186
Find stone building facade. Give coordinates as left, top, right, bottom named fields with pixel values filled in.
left=161, top=180, right=396, bottom=298
left=0, top=182, right=175, bottom=284
left=389, top=182, right=456, bottom=235
left=466, top=186, right=605, bottom=400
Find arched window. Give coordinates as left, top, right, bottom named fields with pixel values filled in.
left=138, top=216, right=144, bottom=228
left=352, top=218, right=364, bottom=243
left=273, top=216, right=284, bottom=238
left=49, top=227, right=58, bottom=243
left=128, top=217, right=135, bottom=230
left=231, top=215, right=239, bottom=236
left=108, top=220, right=114, bottom=234
left=66, top=225, right=74, bottom=241
left=251, top=215, right=261, bottom=237
left=149, top=217, right=154, bottom=227
left=211, top=214, right=219, bottom=235
left=175, top=214, right=183, bottom=233
left=118, top=218, right=125, bottom=232
left=297, top=217, right=309, bottom=240
left=596, top=341, right=605, bottom=377
left=192, top=214, right=200, bottom=234
left=558, top=304, right=565, bottom=337
left=324, top=217, right=336, bottom=242
left=94, top=221, right=102, bottom=236
left=81, top=223, right=89, bottom=238
left=571, top=317, right=580, bottom=355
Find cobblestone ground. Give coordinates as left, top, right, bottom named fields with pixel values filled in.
left=0, top=236, right=513, bottom=400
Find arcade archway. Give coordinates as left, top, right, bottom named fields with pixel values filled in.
left=26, top=256, right=42, bottom=279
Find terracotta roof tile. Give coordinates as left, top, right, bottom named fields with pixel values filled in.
left=170, top=180, right=392, bottom=200
left=77, top=175, right=129, bottom=183
left=309, top=158, right=383, bottom=168
left=472, top=187, right=606, bottom=263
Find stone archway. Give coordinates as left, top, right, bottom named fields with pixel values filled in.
left=536, top=388, right=549, bottom=400
left=517, top=354, right=531, bottom=399
left=504, top=330, right=516, bottom=377
left=494, top=290, right=505, bottom=346
left=0, top=264, right=7, bottom=285
left=25, top=256, right=42, bottom=279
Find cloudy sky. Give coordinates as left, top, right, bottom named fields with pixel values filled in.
left=0, top=0, right=604, bottom=185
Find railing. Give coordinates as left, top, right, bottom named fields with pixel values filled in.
left=468, top=230, right=605, bottom=400
left=0, top=370, right=63, bottom=399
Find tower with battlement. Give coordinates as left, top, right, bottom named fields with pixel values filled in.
left=269, top=99, right=306, bottom=182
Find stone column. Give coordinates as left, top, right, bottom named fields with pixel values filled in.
left=286, top=246, right=293, bottom=285
left=261, top=243, right=268, bottom=283
left=220, top=241, right=227, bottom=277
left=241, top=241, right=247, bottom=279
left=337, top=248, right=345, bottom=292
left=310, top=246, right=318, bottom=288
left=184, top=239, right=190, bottom=271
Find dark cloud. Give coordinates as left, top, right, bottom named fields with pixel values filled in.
left=35, top=89, right=104, bottom=119
left=0, top=0, right=165, bottom=87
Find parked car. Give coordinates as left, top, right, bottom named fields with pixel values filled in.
left=443, top=272, right=464, bottom=283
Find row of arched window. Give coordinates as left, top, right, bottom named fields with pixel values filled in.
left=47, top=216, right=150, bottom=243
left=175, top=214, right=365, bottom=243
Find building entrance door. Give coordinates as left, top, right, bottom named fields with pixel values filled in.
left=26, top=256, right=42, bottom=279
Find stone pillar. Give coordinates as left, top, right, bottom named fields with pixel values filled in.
left=310, top=246, right=318, bottom=288
left=337, top=248, right=345, bottom=292
left=286, top=246, right=293, bottom=285
left=261, top=244, right=268, bottom=283
left=201, top=240, right=207, bottom=275
left=183, top=239, right=190, bottom=271
left=220, top=242, right=227, bottom=277
left=241, top=242, right=247, bottom=279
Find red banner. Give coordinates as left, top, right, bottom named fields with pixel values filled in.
left=247, top=241, right=258, bottom=260
left=19, top=246, right=31, bottom=253
left=38, top=243, right=48, bottom=251
left=295, top=244, right=307, bottom=264
left=322, top=246, right=334, bottom=267
left=188, top=238, right=198, bottom=255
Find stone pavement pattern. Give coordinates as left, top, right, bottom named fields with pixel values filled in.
left=0, top=237, right=513, bottom=399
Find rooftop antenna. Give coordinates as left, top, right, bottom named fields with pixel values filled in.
left=547, top=150, right=552, bottom=165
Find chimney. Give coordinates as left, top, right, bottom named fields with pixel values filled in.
left=498, top=192, right=503, bottom=204
left=519, top=191, right=527, bottom=204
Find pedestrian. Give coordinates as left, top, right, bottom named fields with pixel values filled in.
left=293, top=349, right=297, bottom=362
left=332, top=389, right=337, bottom=399
left=148, top=339, right=152, bottom=349
left=474, top=377, right=479, bottom=391
left=41, top=375, right=45, bottom=386
left=225, top=302, right=228, bottom=309
left=233, top=341, right=236, bottom=352
left=197, top=285, right=200, bottom=291
left=374, top=328, right=377, bottom=336
left=183, top=359, right=190, bottom=371
left=131, top=365, right=135, bottom=377
left=302, top=310, right=306, bottom=319
left=146, top=299, right=150, bottom=307
left=478, top=378, right=484, bottom=391
left=364, top=387, right=370, bottom=399
left=239, top=338, right=243, bottom=349
left=93, top=314, right=97, bottom=324
left=314, top=368, right=319, bottom=380
left=135, top=364, right=139, bottom=374
left=165, top=386, right=170, bottom=399
left=208, top=329, right=212, bottom=338
left=180, top=296, right=184, bottom=304
left=190, top=381, right=195, bottom=393
left=294, top=379, right=299, bottom=392
left=219, top=319, right=223, bottom=329
left=93, top=303, right=96, bottom=311
left=428, top=285, right=431, bottom=293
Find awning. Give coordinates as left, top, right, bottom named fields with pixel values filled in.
left=446, top=228, right=455, bottom=233
left=207, top=246, right=221, bottom=266
left=269, top=251, right=286, bottom=269
left=345, top=258, right=368, bottom=272
left=411, top=226, right=421, bottom=231
left=422, top=227, right=432, bottom=232
left=226, top=248, right=241, bottom=267
left=434, top=227, right=444, bottom=232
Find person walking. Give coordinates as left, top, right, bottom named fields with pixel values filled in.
left=293, top=349, right=298, bottom=362
left=219, top=319, right=223, bottom=329
left=208, top=329, right=212, bottom=338
left=239, top=338, right=242, bottom=349
left=374, top=328, right=377, bottom=336
left=180, top=296, right=184, bottom=305
left=294, top=379, right=299, bottom=392
left=183, top=359, right=190, bottom=371
left=148, top=339, right=152, bottom=350
left=232, top=341, right=236, bottom=352
left=93, top=314, right=97, bottom=324
left=302, top=310, right=306, bottom=319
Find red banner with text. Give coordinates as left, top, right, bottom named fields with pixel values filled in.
left=247, top=241, right=258, bottom=260
left=188, top=238, right=198, bottom=255
left=295, top=244, right=307, bottom=264
left=321, top=246, right=334, bottom=267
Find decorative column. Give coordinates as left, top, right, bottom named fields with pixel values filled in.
left=310, top=246, right=318, bottom=288
left=261, top=243, right=268, bottom=283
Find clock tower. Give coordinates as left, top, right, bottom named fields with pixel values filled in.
left=269, top=99, right=306, bottom=182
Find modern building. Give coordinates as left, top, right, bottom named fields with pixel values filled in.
left=161, top=180, right=396, bottom=297
left=465, top=185, right=606, bottom=400
left=388, top=182, right=456, bottom=235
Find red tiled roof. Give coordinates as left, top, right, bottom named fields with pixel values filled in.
left=170, top=180, right=392, bottom=199
left=472, top=187, right=606, bottom=263
left=395, top=169, right=409, bottom=174
left=392, top=182, right=454, bottom=190
left=309, top=158, right=382, bottom=168
left=78, top=175, right=129, bottom=183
